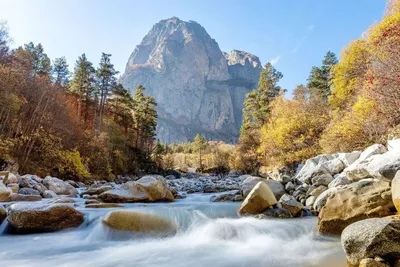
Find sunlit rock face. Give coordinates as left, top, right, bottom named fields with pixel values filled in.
left=120, top=17, right=261, bottom=143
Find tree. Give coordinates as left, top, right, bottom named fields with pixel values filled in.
left=193, top=134, right=208, bottom=172
left=70, top=53, right=96, bottom=125
left=293, top=84, right=308, bottom=101
left=53, top=57, right=70, bottom=87
left=307, top=51, right=337, bottom=101
left=97, top=53, right=118, bottom=131
left=24, top=42, right=52, bottom=76
left=0, top=21, right=10, bottom=63
left=132, top=85, right=157, bottom=152
left=242, top=62, right=283, bottom=132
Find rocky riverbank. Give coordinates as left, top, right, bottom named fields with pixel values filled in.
left=1, top=139, right=400, bottom=266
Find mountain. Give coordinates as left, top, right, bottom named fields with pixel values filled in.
left=120, top=17, right=262, bottom=143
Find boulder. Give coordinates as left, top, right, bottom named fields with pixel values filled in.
left=328, top=174, right=351, bottom=188
left=344, top=143, right=397, bottom=182
left=255, top=208, right=293, bottom=219
left=7, top=203, right=84, bottom=233
left=308, top=185, right=327, bottom=197
left=311, top=174, right=334, bottom=186
left=100, top=175, right=174, bottom=203
left=238, top=181, right=277, bottom=215
left=7, top=183, right=19, bottom=193
left=313, top=187, right=339, bottom=212
left=10, top=193, right=42, bottom=202
left=0, top=182, right=11, bottom=202
left=0, top=205, right=6, bottom=224
left=285, top=181, right=295, bottom=192
left=342, top=218, right=400, bottom=266
left=392, top=171, right=400, bottom=212
left=19, top=175, right=47, bottom=194
left=43, top=190, right=58, bottom=198
left=102, top=211, right=177, bottom=235
left=203, top=185, right=216, bottom=193
left=280, top=199, right=304, bottom=217
left=240, top=176, right=285, bottom=200
left=84, top=185, right=112, bottom=196
left=211, top=191, right=243, bottom=202
left=318, top=180, right=393, bottom=235
left=43, top=176, right=78, bottom=196
left=5, top=173, right=18, bottom=185
left=320, top=157, right=345, bottom=175
left=305, top=196, right=316, bottom=208
left=52, top=198, right=76, bottom=204
left=295, top=154, right=336, bottom=184
left=359, top=258, right=390, bottom=267
left=338, top=151, right=362, bottom=167
left=19, top=188, right=40, bottom=195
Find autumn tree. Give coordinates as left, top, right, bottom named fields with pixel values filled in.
left=193, top=134, right=208, bottom=171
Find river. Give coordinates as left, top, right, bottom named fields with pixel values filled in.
left=0, top=192, right=346, bottom=267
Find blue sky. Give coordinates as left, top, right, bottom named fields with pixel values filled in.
left=0, top=0, right=386, bottom=95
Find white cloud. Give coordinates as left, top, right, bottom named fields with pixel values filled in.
left=290, top=24, right=315, bottom=54
left=269, top=55, right=281, bottom=65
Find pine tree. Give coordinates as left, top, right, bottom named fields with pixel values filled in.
left=242, top=62, right=283, bottom=132
left=24, top=42, right=52, bottom=76
left=53, top=57, right=70, bottom=87
left=307, top=51, right=338, bottom=101
left=70, top=53, right=96, bottom=124
left=108, top=83, right=133, bottom=135
left=132, top=85, right=157, bottom=151
left=97, top=53, right=118, bottom=131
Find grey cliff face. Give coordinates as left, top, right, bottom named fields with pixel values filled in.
left=120, top=17, right=261, bottom=143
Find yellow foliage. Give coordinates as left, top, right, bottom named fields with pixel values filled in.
left=329, top=40, right=370, bottom=108
left=258, top=95, right=329, bottom=168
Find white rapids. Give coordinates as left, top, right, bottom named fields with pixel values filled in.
left=0, top=192, right=345, bottom=267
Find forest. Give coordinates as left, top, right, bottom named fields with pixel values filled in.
left=0, top=24, right=158, bottom=181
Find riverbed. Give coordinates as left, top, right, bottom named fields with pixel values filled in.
left=0, top=193, right=346, bottom=267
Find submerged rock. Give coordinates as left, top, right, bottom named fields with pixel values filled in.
left=86, top=203, right=122, bottom=208
left=10, top=193, right=42, bottom=202
left=317, top=179, right=393, bottom=235
left=342, top=218, right=400, bottom=266
left=102, top=211, right=177, bottom=235
left=83, top=185, right=112, bottom=196
left=7, top=203, right=84, bottom=233
left=211, top=191, right=243, bottom=202
left=256, top=208, right=293, bottom=219
left=238, top=181, right=277, bottom=215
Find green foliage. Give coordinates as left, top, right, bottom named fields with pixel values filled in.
left=242, top=63, right=283, bottom=132
left=307, top=51, right=337, bottom=101
left=53, top=57, right=70, bottom=87
left=24, top=42, right=52, bottom=75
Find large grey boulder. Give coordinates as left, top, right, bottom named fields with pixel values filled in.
left=43, top=176, right=78, bottom=196
left=342, top=218, right=400, bottom=266
left=120, top=17, right=261, bottom=143
left=344, top=142, right=400, bottom=182
left=100, top=175, right=174, bottom=203
left=18, top=175, right=47, bottom=194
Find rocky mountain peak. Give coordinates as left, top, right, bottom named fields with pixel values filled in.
left=120, top=17, right=262, bottom=143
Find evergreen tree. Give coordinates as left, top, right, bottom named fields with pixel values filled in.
left=242, top=62, right=283, bottom=132
left=70, top=53, right=96, bottom=124
left=193, top=134, right=208, bottom=171
left=24, top=42, right=52, bottom=76
left=307, top=51, right=338, bottom=101
left=108, top=83, right=133, bottom=135
left=53, top=57, right=70, bottom=87
left=97, top=53, right=118, bottom=131
left=132, top=85, right=157, bottom=151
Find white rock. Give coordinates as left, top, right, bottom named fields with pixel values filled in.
left=337, top=151, right=361, bottom=167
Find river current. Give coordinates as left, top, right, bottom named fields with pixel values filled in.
left=0, top=193, right=346, bottom=267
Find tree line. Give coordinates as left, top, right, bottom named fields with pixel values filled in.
left=0, top=23, right=158, bottom=181
left=232, top=0, right=400, bottom=173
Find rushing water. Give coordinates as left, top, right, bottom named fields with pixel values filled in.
left=0, top=193, right=346, bottom=267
